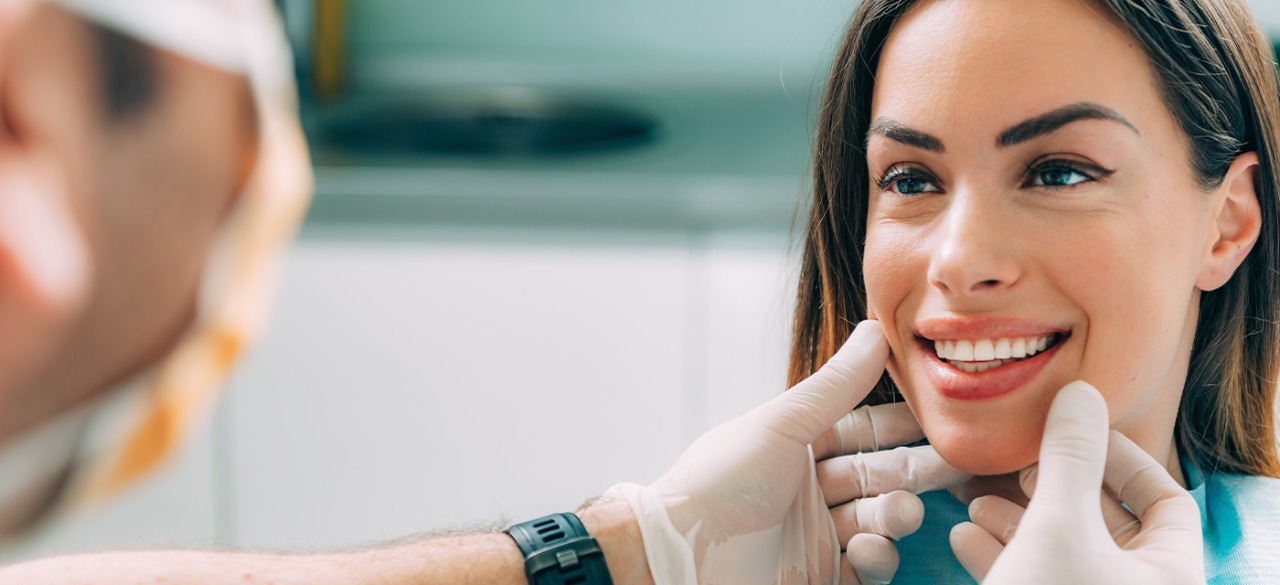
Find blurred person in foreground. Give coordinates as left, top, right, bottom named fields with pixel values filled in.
left=0, top=0, right=1207, bottom=584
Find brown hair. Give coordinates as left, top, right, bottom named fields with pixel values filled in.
left=788, top=0, right=1280, bottom=477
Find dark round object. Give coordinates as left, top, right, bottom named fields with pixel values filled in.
left=320, top=91, right=657, bottom=157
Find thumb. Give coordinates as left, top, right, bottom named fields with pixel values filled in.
left=1030, top=381, right=1110, bottom=509
left=762, top=320, right=889, bottom=444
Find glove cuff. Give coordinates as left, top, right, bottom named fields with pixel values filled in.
left=602, top=483, right=697, bottom=585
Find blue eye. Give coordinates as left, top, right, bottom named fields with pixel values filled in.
left=1035, top=167, right=1088, bottom=187
left=893, top=176, right=938, bottom=195
left=877, top=166, right=941, bottom=196
left=1026, top=162, right=1100, bottom=188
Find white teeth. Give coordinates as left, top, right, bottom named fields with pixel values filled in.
left=994, top=338, right=1012, bottom=359
left=953, top=359, right=1005, bottom=374
left=973, top=339, right=995, bottom=361
left=932, top=333, right=1060, bottom=371
left=1011, top=337, right=1027, bottom=358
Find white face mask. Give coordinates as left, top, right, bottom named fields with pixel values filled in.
left=2, top=0, right=312, bottom=522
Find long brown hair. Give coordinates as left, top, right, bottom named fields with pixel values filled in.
left=789, top=0, right=1280, bottom=477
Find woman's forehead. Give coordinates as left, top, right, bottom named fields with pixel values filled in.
left=869, top=0, right=1162, bottom=146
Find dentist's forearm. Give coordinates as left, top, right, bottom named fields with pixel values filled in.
left=0, top=499, right=654, bottom=585
left=0, top=536, right=527, bottom=585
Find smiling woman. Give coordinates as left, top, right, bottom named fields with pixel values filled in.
left=793, top=0, right=1280, bottom=581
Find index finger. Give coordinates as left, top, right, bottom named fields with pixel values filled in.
left=818, top=444, right=972, bottom=506
left=813, top=402, right=925, bottom=461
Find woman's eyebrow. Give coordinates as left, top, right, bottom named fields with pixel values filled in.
left=998, top=102, right=1139, bottom=146
left=866, top=119, right=945, bottom=153
left=866, top=103, right=1138, bottom=154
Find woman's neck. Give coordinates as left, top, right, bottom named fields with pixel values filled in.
left=948, top=433, right=1186, bottom=507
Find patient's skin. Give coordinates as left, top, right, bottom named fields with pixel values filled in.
left=861, top=0, right=1260, bottom=484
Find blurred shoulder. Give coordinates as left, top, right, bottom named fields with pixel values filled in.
left=1202, top=471, right=1280, bottom=584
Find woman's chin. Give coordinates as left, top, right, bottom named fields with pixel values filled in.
left=926, top=426, right=1040, bottom=476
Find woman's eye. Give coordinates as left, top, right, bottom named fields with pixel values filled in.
left=893, top=176, right=938, bottom=195
left=1027, top=164, right=1093, bottom=188
left=878, top=169, right=940, bottom=196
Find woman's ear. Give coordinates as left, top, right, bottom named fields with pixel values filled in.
left=1196, top=152, right=1263, bottom=291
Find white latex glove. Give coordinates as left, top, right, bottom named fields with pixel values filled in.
left=815, top=401, right=970, bottom=584
left=607, top=320, right=968, bottom=585
left=949, top=381, right=1205, bottom=584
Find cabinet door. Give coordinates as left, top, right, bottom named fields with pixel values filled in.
left=224, top=233, right=693, bottom=549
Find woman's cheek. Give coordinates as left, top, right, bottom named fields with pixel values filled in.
left=862, top=227, right=919, bottom=348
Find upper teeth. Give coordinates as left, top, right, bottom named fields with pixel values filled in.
left=934, top=335, right=1054, bottom=362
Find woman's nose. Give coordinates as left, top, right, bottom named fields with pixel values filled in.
left=926, top=195, right=1023, bottom=297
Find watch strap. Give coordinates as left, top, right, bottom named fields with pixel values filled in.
left=506, top=512, right=614, bottom=585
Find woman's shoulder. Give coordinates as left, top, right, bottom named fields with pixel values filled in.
left=1201, top=471, right=1280, bottom=584
left=1207, top=470, right=1280, bottom=492
left=1205, top=471, right=1280, bottom=512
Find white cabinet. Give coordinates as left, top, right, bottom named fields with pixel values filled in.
left=222, top=227, right=795, bottom=549
left=699, top=233, right=797, bottom=427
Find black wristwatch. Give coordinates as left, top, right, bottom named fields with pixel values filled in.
left=505, top=513, right=615, bottom=585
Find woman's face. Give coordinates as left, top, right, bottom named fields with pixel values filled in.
left=863, top=0, right=1238, bottom=475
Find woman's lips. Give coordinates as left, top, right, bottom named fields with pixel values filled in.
left=915, top=333, right=1068, bottom=401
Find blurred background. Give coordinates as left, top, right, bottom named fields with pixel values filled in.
left=5, top=0, right=1280, bottom=560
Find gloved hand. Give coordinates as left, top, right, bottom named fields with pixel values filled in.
left=816, top=401, right=970, bottom=584
left=606, top=320, right=968, bottom=585
left=949, top=381, right=1205, bottom=584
